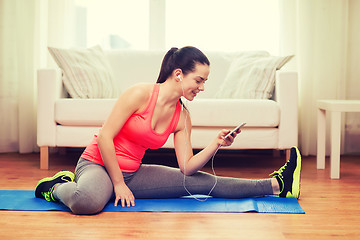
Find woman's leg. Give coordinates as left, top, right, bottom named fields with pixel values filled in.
left=127, top=164, right=274, bottom=199
left=129, top=146, right=302, bottom=199
left=53, top=158, right=114, bottom=215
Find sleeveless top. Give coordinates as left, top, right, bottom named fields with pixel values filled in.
left=81, top=84, right=181, bottom=172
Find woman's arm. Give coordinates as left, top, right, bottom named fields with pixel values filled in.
left=174, top=110, right=239, bottom=176
left=97, top=84, right=150, bottom=207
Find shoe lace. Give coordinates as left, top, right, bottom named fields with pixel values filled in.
left=41, top=184, right=58, bottom=201
left=41, top=192, right=52, bottom=201
left=269, top=161, right=288, bottom=177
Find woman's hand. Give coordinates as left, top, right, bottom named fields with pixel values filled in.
left=113, top=182, right=135, bottom=207
left=217, top=128, right=241, bottom=146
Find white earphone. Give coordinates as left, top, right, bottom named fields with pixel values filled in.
left=177, top=72, right=218, bottom=201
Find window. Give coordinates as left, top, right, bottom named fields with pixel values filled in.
left=165, top=0, right=280, bottom=54
left=74, top=0, right=279, bottom=54
left=75, top=0, right=149, bottom=50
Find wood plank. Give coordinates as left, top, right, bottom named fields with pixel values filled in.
left=1, top=150, right=360, bottom=239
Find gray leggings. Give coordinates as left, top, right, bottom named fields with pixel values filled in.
left=53, top=158, right=273, bottom=215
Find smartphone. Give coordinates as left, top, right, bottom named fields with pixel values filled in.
left=224, top=123, right=246, bottom=139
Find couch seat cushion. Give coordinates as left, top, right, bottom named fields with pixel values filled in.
left=55, top=98, right=279, bottom=128
left=55, top=99, right=116, bottom=126
left=187, top=99, right=279, bottom=127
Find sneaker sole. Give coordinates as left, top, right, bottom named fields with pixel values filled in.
left=291, top=146, right=302, bottom=198
left=35, top=171, right=75, bottom=198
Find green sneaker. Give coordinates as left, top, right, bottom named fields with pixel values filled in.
left=270, top=146, right=302, bottom=198
left=35, top=171, right=75, bottom=201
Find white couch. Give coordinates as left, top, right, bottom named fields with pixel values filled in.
left=37, top=50, right=298, bottom=169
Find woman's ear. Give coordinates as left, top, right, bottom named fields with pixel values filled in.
left=173, top=69, right=183, bottom=82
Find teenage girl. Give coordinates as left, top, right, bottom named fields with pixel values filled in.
left=35, top=46, right=302, bottom=215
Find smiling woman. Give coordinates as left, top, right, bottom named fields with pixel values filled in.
left=34, top=46, right=302, bottom=215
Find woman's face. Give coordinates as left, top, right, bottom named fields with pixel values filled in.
left=181, top=63, right=210, bottom=101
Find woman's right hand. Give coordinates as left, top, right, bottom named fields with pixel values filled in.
left=113, top=182, right=135, bottom=207
left=217, top=129, right=240, bottom=147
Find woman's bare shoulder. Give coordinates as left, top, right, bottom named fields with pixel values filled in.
left=118, top=83, right=155, bottom=112
left=121, top=83, right=153, bottom=99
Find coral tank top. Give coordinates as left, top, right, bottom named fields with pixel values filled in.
left=81, top=84, right=181, bottom=172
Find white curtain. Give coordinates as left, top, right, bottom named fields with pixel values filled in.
left=0, top=0, right=74, bottom=153
left=345, top=0, right=360, bottom=154
left=0, top=0, right=38, bottom=153
left=279, top=0, right=360, bottom=156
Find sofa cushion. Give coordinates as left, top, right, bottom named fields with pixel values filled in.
left=215, top=52, right=293, bottom=99
left=48, top=45, right=119, bottom=98
left=55, top=99, right=116, bottom=126
left=187, top=99, right=279, bottom=127
left=55, top=98, right=279, bottom=128
left=106, top=50, right=165, bottom=94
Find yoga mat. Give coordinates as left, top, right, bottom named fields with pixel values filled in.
left=0, top=190, right=305, bottom=214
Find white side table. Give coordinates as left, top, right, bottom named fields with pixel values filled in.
left=317, top=100, right=360, bottom=179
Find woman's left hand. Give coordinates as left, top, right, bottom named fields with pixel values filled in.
left=217, top=129, right=241, bottom=146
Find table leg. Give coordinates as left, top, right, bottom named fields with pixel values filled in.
left=330, top=111, right=341, bottom=179
left=317, top=108, right=326, bottom=169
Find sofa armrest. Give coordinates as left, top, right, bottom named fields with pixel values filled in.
left=37, top=68, right=62, bottom=147
left=274, top=71, right=299, bottom=149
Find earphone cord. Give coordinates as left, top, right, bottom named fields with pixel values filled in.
left=181, top=99, right=219, bottom=202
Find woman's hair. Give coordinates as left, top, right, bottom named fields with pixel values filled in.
left=156, top=46, right=210, bottom=84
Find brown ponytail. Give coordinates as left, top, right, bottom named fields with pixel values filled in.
left=156, top=46, right=210, bottom=84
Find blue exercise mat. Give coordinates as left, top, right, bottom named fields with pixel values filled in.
left=0, top=190, right=304, bottom=214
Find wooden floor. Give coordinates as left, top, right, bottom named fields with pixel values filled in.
left=1, top=149, right=360, bottom=240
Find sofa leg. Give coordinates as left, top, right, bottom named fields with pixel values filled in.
left=40, top=146, right=49, bottom=170
left=285, top=148, right=291, bottom=161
